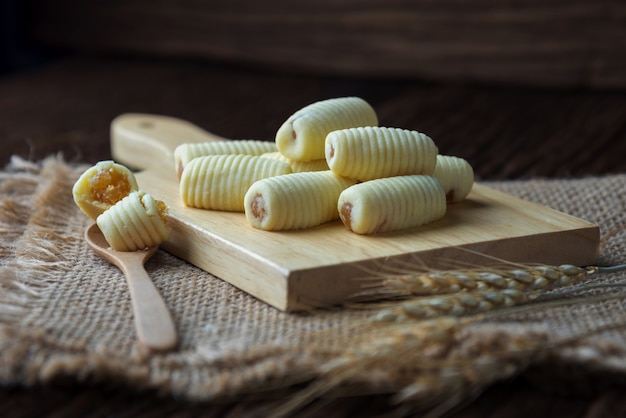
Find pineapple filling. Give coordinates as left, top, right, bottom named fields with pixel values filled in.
left=89, top=168, right=133, bottom=206
left=251, top=194, right=267, bottom=220
left=137, top=191, right=169, bottom=224
left=340, top=202, right=352, bottom=230
left=156, top=199, right=169, bottom=223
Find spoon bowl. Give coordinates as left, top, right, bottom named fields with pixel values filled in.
left=85, top=223, right=178, bottom=352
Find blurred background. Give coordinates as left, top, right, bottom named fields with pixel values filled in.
left=1, top=0, right=57, bottom=75
left=2, top=1, right=626, bottom=416
left=5, top=0, right=626, bottom=86
left=2, top=0, right=625, bottom=179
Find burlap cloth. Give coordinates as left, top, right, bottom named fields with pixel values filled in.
left=2, top=155, right=626, bottom=415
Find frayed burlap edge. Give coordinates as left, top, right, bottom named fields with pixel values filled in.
left=0, top=156, right=81, bottom=321
left=0, top=156, right=331, bottom=400
left=0, top=156, right=142, bottom=387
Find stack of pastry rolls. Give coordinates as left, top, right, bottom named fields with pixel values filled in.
left=175, top=96, right=474, bottom=234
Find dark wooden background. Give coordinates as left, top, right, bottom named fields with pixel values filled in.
left=3, top=57, right=626, bottom=180
left=27, top=0, right=626, bottom=89
left=2, top=1, right=626, bottom=416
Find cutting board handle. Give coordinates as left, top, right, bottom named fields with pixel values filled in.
left=111, top=113, right=228, bottom=171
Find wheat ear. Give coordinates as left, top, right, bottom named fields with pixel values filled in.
left=378, top=264, right=595, bottom=297
left=355, top=244, right=625, bottom=300
left=372, top=277, right=626, bottom=324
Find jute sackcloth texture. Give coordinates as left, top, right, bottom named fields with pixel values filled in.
left=1, top=155, right=626, bottom=413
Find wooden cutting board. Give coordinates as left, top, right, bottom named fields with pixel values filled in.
left=111, top=113, right=600, bottom=311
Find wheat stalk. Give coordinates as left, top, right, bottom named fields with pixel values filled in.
left=378, top=264, right=594, bottom=296
left=273, top=252, right=626, bottom=417
left=345, top=255, right=626, bottom=319
left=371, top=288, right=535, bottom=322
left=272, top=317, right=467, bottom=418
left=276, top=300, right=626, bottom=418
left=392, top=318, right=626, bottom=417
left=276, top=299, right=626, bottom=418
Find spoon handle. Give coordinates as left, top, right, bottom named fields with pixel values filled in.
left=120, top=261, right=178, bottom=352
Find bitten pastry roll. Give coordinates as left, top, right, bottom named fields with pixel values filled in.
left=96, top=190, right=170, bottom=251
left=260, top=152, right=329, bottom=173
left=72, top=160, right=139, bottom=220
left=337, top=175, right=446, bottom=234
left=179, top=154, right=292, bottom=211
left=432, top=155, right=474, bottom=203
left=244, top=171, right=357, bottom=231
left=174, top=140, right=277, bottom=178
left=275, top=97, right=378, bottom=162
left=325, top=126, right=438, bottom=181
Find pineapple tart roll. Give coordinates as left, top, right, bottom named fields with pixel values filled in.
left=244, top=171, right=356, bottom=231
left=325, top=126, right=438, bottom=181
left=338, top=175, right=446, bottom=235
left=275, top=97, right=378, bottom=162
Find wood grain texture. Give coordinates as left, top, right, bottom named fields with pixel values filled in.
left=28, top=0, right=626, bottom=88
left=112, top=114, right=599, bottom=311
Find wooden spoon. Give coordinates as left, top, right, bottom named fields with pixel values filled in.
left=85, top=223, right=178, bottom=352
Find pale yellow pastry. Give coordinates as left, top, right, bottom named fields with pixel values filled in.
left=96, top=190, right=170, bottom=251
left=275, top=97, right=378, bottom=162
left=72, top=160, right=139, bottom=221
left=244, top=171, right=356, bottom=231
left=174, top=140, right=277, bottom=179
left=260, top=152, right=329, bottom=173
left=325, top=126, right=438, bottom=181
left=432, top=155, right=474, bottom=203
left=179, top=154, right=292, bottom=211
left=337, top=175, right=446, bottom=234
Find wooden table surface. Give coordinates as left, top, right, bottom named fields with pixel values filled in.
left=2, top=56, right=626, bottom=417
